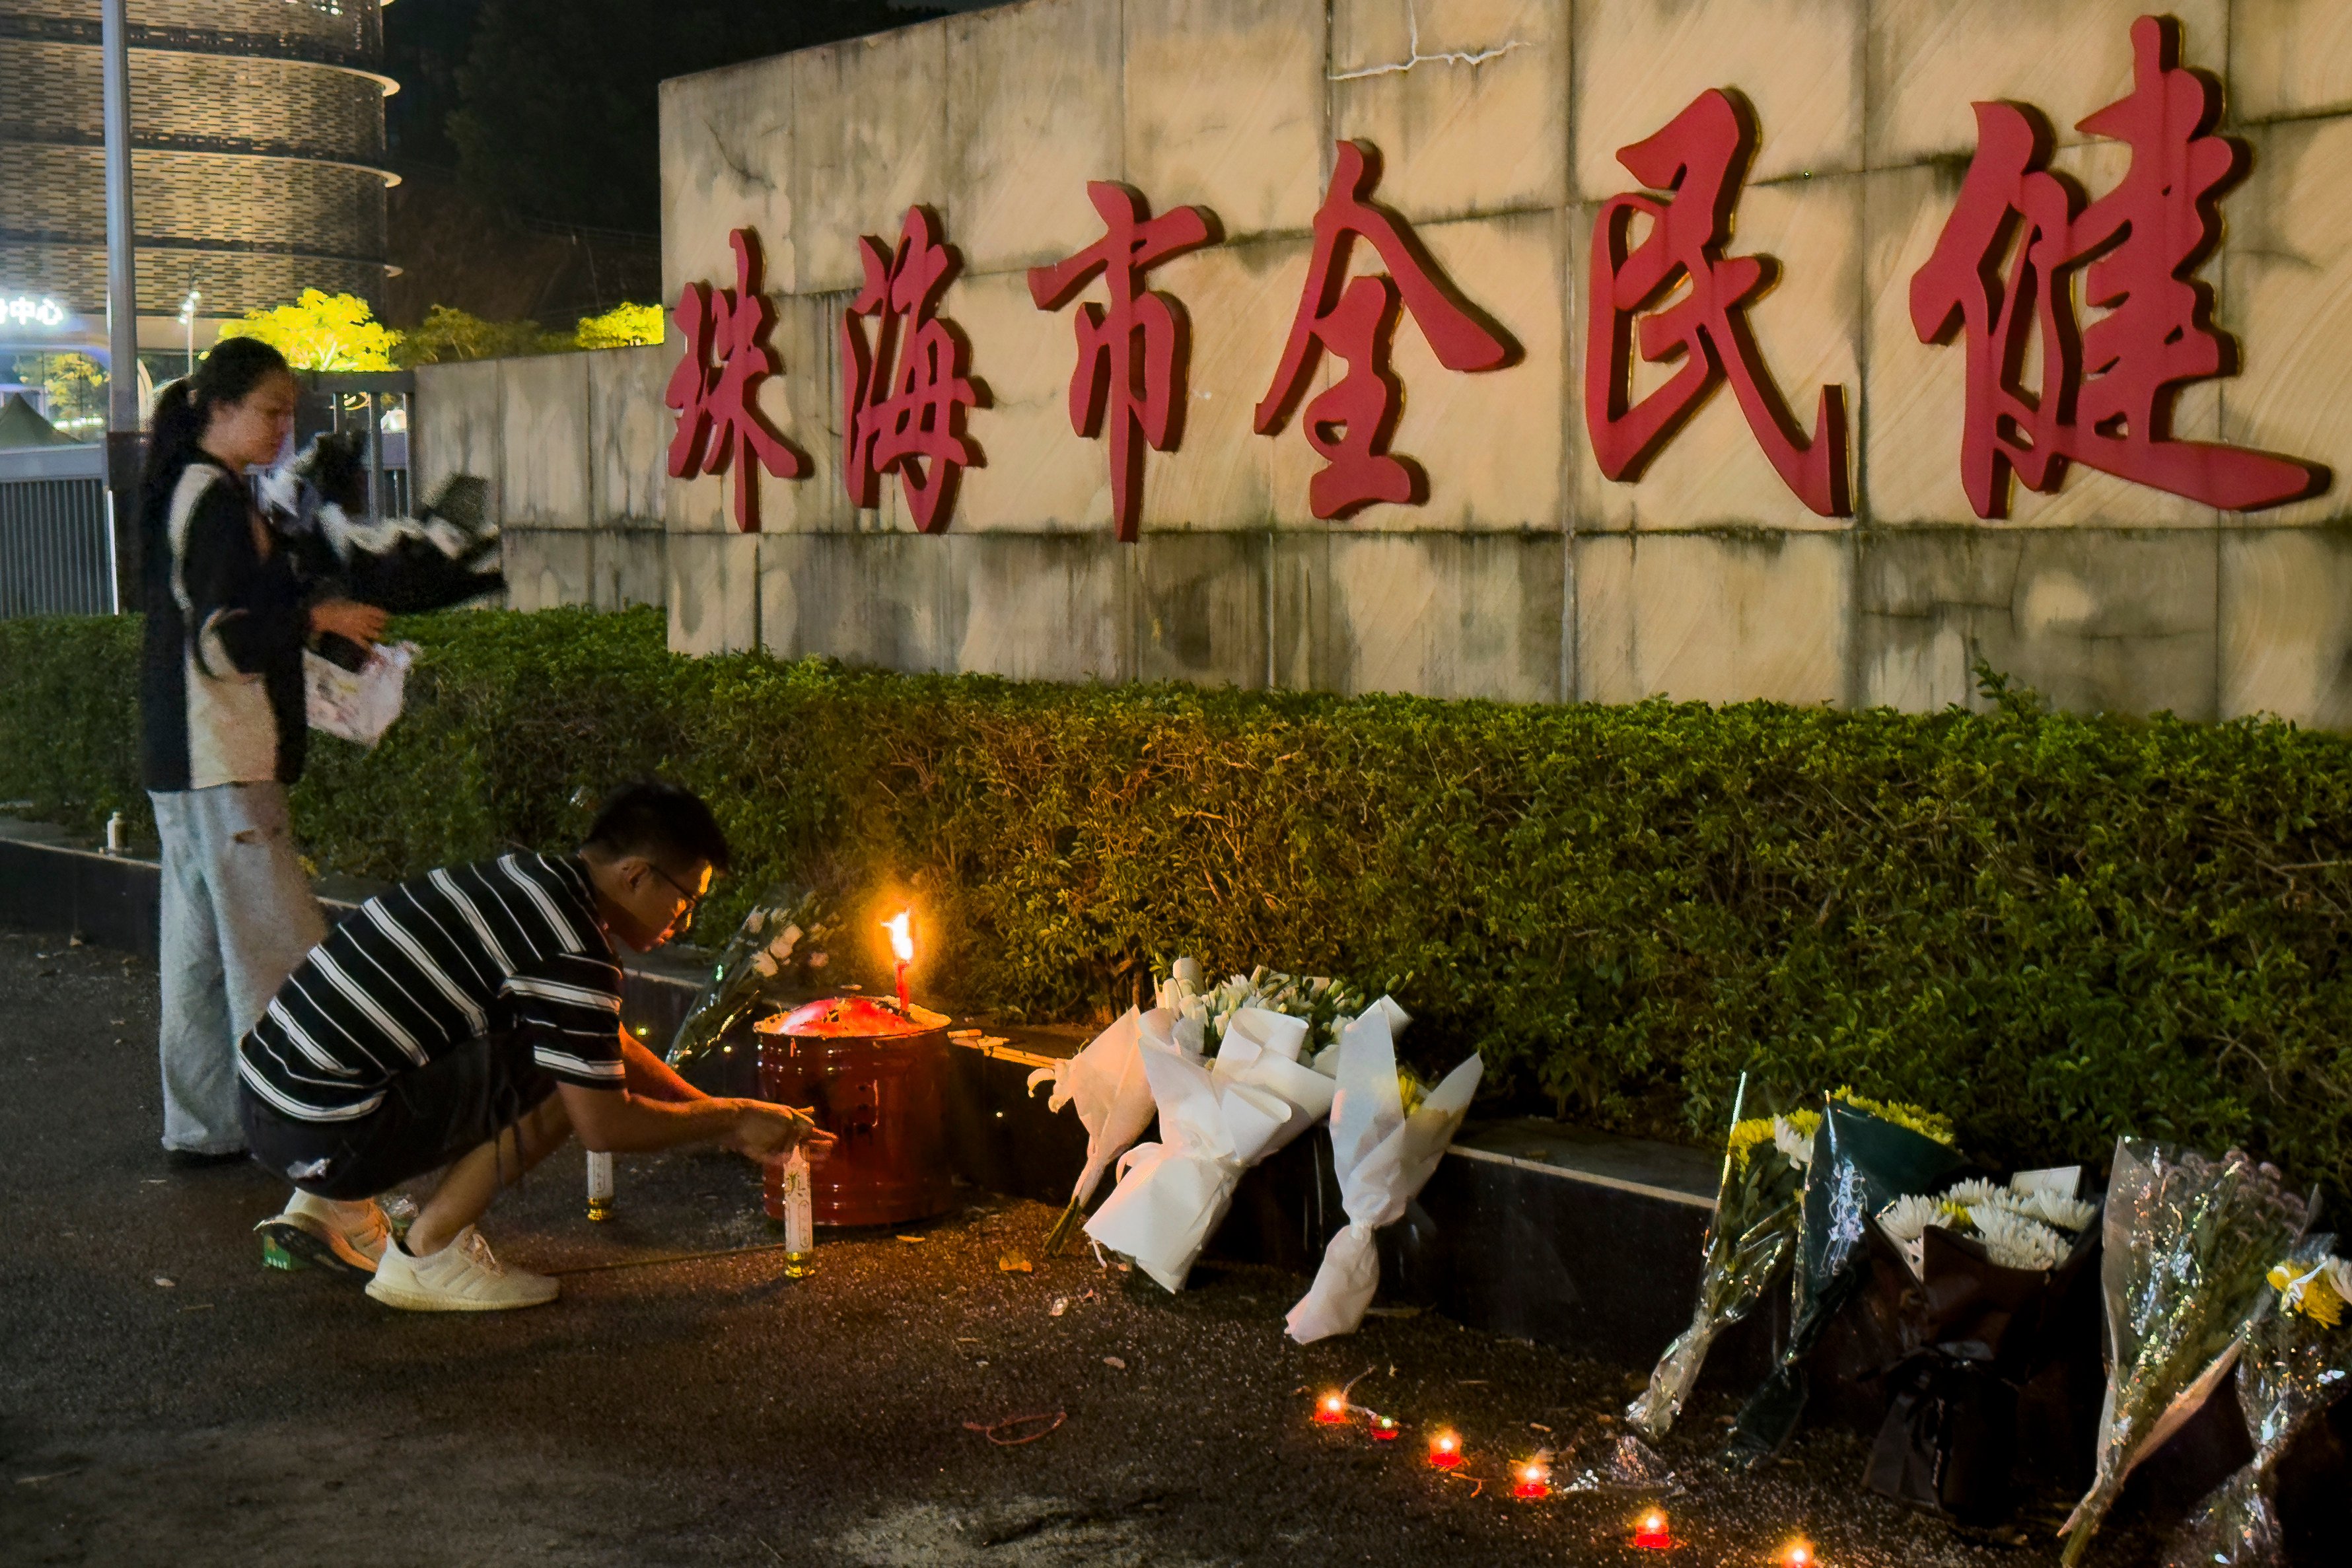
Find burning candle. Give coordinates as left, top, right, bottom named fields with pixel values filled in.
left=1427, top=1429, right=1462, bottom=1468
left=1512, top=1460, right=1550, bottom=1500
left=1313, top=1391, right=1349, bottom=1425
left=882, top=911, right=913, bottom=1007
left=1369, top=1415, right=1400, bottom=1442
left=1780, top=1540, right=1815, bottom=1568
left=1633, top=1506, right=1673, bottom=1550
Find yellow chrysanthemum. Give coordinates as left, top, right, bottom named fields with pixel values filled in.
left=2269, top=1260, right=2347, bottom=1328
left=1830, top=1087, right=1957, bottom=1146
left=1727, top=1116, right=1779, bottom=1170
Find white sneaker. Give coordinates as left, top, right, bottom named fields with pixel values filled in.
left=256, top=1190, right=391, bottom=1277
left=365, top=1226, right=559, bottom=1312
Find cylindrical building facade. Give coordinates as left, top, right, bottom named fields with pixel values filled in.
left=0, top=0, right=395, bottom=368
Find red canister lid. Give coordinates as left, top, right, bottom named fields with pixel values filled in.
left=756, top=995, right=950, bottom=1039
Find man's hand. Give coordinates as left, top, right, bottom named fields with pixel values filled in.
left=723, top=1100, right=838, bottom=1167
left=311, top=598, right=389, bottom=647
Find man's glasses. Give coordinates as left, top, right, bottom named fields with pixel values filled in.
left=649, top=863, right=705, bottom=929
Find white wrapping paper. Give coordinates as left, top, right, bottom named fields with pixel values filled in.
left=1084, top=1006, right=1337, bottom=1292
left=1026, top=1007, right=1158, bottom=1219
left=1285, top=999, right=1483, bottom=1343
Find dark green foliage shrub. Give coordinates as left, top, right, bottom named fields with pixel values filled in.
left=5, top=606, right=2347, bottom=1201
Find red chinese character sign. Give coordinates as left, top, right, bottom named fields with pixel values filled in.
left=1585, top=90, right=1851, bottom=517
left=1256, top=141, right=1516, bottom=520
left=1911, top=16, right=2328, bottom=517
left=664, top=229, right=809, bottom=532
left=1029, top=183, right=1217, bottom=541
left=841, top=207, right=983, bottom=533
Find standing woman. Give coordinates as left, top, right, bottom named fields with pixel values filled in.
left=140, top=337, right=386, bottom=1158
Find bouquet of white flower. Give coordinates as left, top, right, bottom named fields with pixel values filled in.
left=1026, top=1007, right=1157, bottom=1255
left=2163, top=1238, right=2352, bottom=1567
left=664, top=886, right=834, bottom=1072
left=2059, top=1142, right=2308, bottom=1566
left=1625, top=1077, right=1814, bottom=1443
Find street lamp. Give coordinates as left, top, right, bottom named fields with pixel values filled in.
left=178, top=287, right=200, bottom=378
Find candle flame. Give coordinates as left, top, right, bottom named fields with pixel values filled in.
left=1781, top=1540, right=1814, bottom=1568
left=883, top=911, right=913, bottom=964
left=1644, top=1512, right=1666, bottom=1533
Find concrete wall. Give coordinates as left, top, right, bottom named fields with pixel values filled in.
left=443, top=0, right=2352, bottom=725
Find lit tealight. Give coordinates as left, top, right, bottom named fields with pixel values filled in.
left=1427, top=1429, right=1462, bottom=1469
left=1370, top=1415, right=1400, bottom=1442
left=1633, top=1507, right=1673, bottom=1550
left=1512, top=1460, right=1550, bottom=1501
left=1314, top=1392, right=1349, bottom=1425
left=1781, top=1538, right=1815, bottom=1568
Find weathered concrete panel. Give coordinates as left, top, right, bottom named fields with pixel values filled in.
left=668, top=532, right=760, bottom=655
left=500, top=529, right=594, bottom=614
left=1866, top=0, right=2229, bottom=168
left=2219, top=116, right=2352, bottom=530
left=498, top=354, right=592, bottom=530
left=1123, top=0, right=1328, bottom=241
left=1856, top=528, right=2219, bottom=720
left=2219, top=528, right=2352, bottom=728
left=1575, top=174, right=1862, bottom=534
left=761, top=531, right=957, bottom=672
left=951, top=532, right=1134, bottom=682
left=948, top=267, right=1116, bottom=534
left=411, top=359, right=499, bottom=518
left=2228, top=0, right=2352, bottom=124
left=1327, top=531, right=1563, bottom=701
left=948, top=0, right=1125, bottom=277
left=592, top=528, right=668, bottom=613
left=659, top=52, right=796, bottom=301
left=1574, top=0, right=1863, bottom=196
left=1577, top=530, right=1848, bottom=705
left=1134, top=531, right=1271, bottom=688
left=589, top=344, right=673, bottom=527
left=1331, top=0, right=1569, bottom=224
left=790, top=25, right=954, bottom=297
left=1134, top=235, right=1305, bottom=532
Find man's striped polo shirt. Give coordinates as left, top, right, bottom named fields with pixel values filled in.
left=238, top=853, right=627, bottom=1123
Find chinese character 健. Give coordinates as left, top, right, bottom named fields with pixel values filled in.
left=1585, top=89, right=1851, bottom=517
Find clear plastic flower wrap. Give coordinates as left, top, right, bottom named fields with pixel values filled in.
left=664, top=884, right=834, bottom=1073
left=2160, top=1237, right=2349, bottom=1568
left=1721, top=1092, right=1967, bottom=1468
left=2059, top=1141, right=2309, bottom=1567
left=1625, top=1075, right=1812, bottom=1443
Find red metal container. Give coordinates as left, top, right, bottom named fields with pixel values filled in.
left=754, top=995, right=955, bottom=1227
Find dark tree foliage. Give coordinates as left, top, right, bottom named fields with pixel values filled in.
left=448, top=0, right=933, bottom=232
left=384, top=0, right=483, bottom=170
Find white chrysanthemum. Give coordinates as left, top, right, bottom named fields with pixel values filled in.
left=2321, top=1257, right=2352, bottom=1304
left=1943, top=1178, right=2013, bottom=1211
left=750, top=950, right=779, bottom=978
left=767, top=923, right=802, bottom=961
left=1877, top=1193, right=1948, bottom=1244
left=2015, top=1190, right=2100, bottom=1233
left=1771, top=1115, right=1816, bottom=1166
left=1970, top=1207, right=2066, bottom=1271
left=744, top=909, right=766, bottom=935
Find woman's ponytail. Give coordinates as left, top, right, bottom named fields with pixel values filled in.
left=139, top=378, right=203, bottom=507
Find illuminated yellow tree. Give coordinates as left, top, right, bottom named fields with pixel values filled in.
left=217, top=289, right=400, bottom=371
left=574, top=301, right=664, bottom=349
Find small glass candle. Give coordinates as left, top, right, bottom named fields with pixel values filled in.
left=1512, top=1461, right=1550, bottom=1500
left=1633, top=1507, right=1672, bottom=1550
left=1427, top=1429, right=1462, bottom=1469
left=1313, top=1392, right=1349, bottom=1425
left=1781, top=1540, right=1815, bottom=1568
left=1369, top=1415, right=1400, bottom=1442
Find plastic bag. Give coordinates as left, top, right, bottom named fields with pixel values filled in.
left=666, top=885, right=834, bottom=1072
left=303, top=641, right=414, bottom=747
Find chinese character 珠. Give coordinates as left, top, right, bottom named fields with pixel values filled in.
left=1910, top=15, right=2326, bottom=517
left=664, top=228, right=808, bottom=532
left=1029, top=182, right=1217, bottom=541
left=1585, top=89, right=1851, bottom=517
left=1256, top=140, right=1515, bottom=520
left=841, top=207, right=983, bottom=533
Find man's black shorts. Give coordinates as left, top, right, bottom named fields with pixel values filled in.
left=240, top=1040, right=560, bottom=1200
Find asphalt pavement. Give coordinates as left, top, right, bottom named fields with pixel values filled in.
left=0, top=928, right=2182, bottom=1567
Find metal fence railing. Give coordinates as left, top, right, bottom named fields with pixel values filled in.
left=0, top=472, right=115, bottom=620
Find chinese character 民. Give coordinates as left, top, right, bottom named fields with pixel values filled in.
left=841, top=207, right=982, bottom=533
left=663, top=228, right=808, bottom=532
left=1910, top=15, right=2326, bottom=517
left=1585, top=89, right=1851, bottom=517
left=1256, top=140, right=1515, bottom=520
left=1029, top=183, right=1217, bottom=541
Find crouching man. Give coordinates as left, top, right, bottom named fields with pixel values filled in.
left=237, top=779, right=832, bottom=1311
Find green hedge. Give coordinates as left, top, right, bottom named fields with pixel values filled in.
left=7, top=605, right=2349, bottom=1200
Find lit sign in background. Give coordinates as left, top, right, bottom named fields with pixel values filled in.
left=4, top=295, right=71, bottom=328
